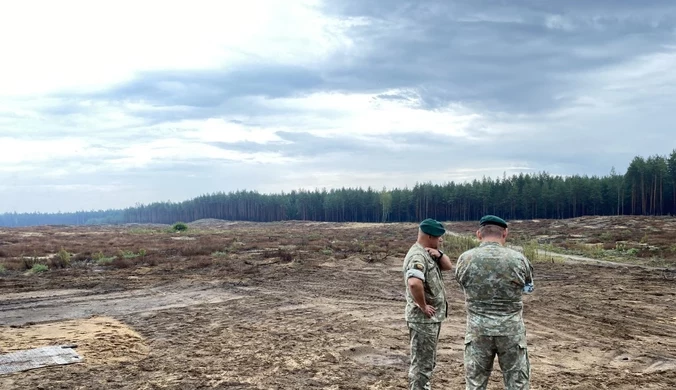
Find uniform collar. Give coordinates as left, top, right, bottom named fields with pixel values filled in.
left=479, top=241, right=503, bottom=247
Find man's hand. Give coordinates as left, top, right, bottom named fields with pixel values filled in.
left=425, top=247, right=442, bottom=259
left=425, top=247, right=453, bottom=271
left=408, top=277, right=436, bottom=318
left=419, top=304, right=436, bottom=318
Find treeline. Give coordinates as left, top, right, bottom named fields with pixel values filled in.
left=1, top=150, right=675, bottom=227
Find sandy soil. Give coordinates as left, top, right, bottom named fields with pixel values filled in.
left=0, top=219, right=674, bottom=389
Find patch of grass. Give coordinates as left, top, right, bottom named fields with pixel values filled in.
left=31, top=264, right=48, bottom=273
left=321, top=248, right=333, bottom=256
left=97, top=257, right=116, bottom=265
left=117, top=249, right=146, bottom=259
left=120, top=250, right=138, bottom=259
left=519, top=241, right=560, bottom=263
left=522, top=240, right=538, bottom=262
left=92, top=250, right=118, bottom=265
left=211, top=251, right=229, bottom=257
left=441, top=234, right=479, bottom=258
left=0, top=264, right=6, bottom=274
left=129, top=228, right=163, bottom=235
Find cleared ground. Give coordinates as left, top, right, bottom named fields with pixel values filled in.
left=0, top=217, right=675, bottom=389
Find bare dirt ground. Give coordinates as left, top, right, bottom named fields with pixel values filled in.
left=0, top=217, right=675, bottom=389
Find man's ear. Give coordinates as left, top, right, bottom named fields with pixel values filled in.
left=476, top=229, right=482, bottom=240
left=503, top=228, right=509, bottom=239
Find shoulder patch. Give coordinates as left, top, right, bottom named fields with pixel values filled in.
left=414, top=263, right=424, bottom=270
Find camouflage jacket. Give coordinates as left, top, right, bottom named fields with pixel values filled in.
left=455, top=241, right=534, bottom=336
left=403, top=242, right=448, bottom=323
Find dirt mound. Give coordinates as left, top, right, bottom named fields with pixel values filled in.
left=0, top=316, right=149, bottom=366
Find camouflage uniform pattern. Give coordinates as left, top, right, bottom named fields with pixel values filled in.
left=463, top=333, right=530, bottom=390
left=455, top=241, right=534, bottom=390
left=408, top=322, right=441, bottom=390
left=403, top=242, right=448, bottom=390
left=403, top=243, right=448, bottom=323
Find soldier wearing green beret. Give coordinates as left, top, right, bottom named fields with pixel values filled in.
left=402, top=218, right=453, bottom=390
left=455, top=215, right=535, bottom=390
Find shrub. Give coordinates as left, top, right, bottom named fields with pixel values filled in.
left=22, top=256, right=36, bottom=270
left=120, top=250, right=140, bottom=259
left=278, top=249, right=295, bottom=262
left=172, top=222, right=189, bottom=232
left=0, top=264, right=6, bottom=274
left=49, top=248, right=71, bottom=269
left=31, top=264, right=48, bottom=273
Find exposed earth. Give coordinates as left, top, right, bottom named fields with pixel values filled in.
left=0, top=216, right=675, bottom=389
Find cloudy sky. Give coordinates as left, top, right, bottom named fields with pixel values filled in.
left=2, top=0, right=676, bottom=213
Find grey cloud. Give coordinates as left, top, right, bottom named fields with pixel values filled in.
left=37, top=0, right=676, bottom=122
left=74, top=1, right=675, bottom=119
left=91, top=65, right=324, bottom=108
left=208, top=131, right=372, bottom=158
left=318, top=1, right=676, bottom=113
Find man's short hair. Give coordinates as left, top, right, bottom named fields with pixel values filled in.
left=479, top=224, right=505, bottom=238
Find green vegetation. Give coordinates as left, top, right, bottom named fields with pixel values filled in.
left=441, top=234, right=560, bottom=263
left=211, top=251, right=229, bottom=257
left=321, top=248, right=333, bottom=256
left=172, top=222, right=188, bottom=232
left=519, top=240, right=559, bottom=263
left=49, top=248, right=72, bottom=268
left=119, top=249, right=146, bottom=259
left=2, top=150, right=676, bottom=227
left=31, top=264, right=48, bottom=273
left=0, top=264, right=6, bottom=274
left=441, top=234, right=479, bottom=259
left=93, top=251, right=116, bottom=265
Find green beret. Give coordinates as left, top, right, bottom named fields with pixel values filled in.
left=479, top=215, right=508, bottom=229
left=419, top=218, right=445, bottom=237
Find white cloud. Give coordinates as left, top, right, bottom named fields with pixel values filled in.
left=0, top=0, right=353, bottom=96
left=165, top=118, right=286, bottom=144
left=256, top=89, right=485, bottom=139
left=545, top=15, right=576, bottom=31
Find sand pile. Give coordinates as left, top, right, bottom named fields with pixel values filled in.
left=0, top=316, right=149, bottom=365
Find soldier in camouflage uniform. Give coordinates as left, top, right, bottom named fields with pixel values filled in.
left=454, top=215, right=534, bottom=390
left=403, top=218, right=453, bottom=390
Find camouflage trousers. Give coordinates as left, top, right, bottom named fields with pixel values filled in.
left=407, top=322, right=441, bottom=390
left=463, top=332, right=530, bottom=390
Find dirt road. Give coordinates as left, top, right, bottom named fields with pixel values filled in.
left=0, top=221, right=675, bottom=389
